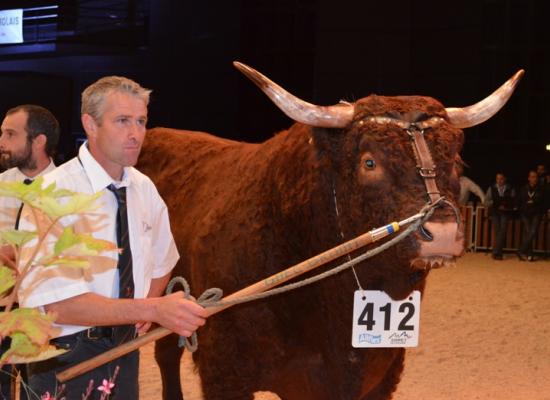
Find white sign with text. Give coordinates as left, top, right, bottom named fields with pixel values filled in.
left=352, top=290, right=421, bottom=348
left=0, top=9, right=23, bottom=44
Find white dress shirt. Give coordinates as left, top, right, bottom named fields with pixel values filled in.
left=17, top=143, right=179, bottom=337
left=0, top=160, right=56, bottom=230
left=459, top=176, right=486, bottom=205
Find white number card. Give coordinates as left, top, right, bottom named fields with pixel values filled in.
left=352, top=290, right=421, bottom=348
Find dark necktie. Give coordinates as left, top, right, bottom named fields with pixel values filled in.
left=107, top=184, right=136, bottom=344
left=14, top=178, right=33, bottom=230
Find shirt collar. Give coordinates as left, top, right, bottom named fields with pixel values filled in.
left=78, top=141, right=131, bottom=193
left=16, top=158, right=56, bottom=181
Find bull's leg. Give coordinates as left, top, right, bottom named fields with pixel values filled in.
left=359, top=349, right=405, bottom=400
left=155, top=333, right=185, bottom=400
left=261, top=351, right=335, bottom=400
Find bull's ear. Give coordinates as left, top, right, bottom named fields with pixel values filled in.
left=233, top=61, right=354, bottom=128
left=445, top=69, right=524, bottom=129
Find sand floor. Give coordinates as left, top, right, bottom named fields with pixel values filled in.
left=138, top=252, right=550, bottom=399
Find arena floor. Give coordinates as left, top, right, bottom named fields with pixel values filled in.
left=138, top=252, right=550, bottom=400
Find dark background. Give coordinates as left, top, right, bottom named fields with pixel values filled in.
left=0, top=0, right=548, bottom=191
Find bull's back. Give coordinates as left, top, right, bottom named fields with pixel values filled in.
left=139, top=127, right=259, bottom=214
left=137, top=128, right=270, bottom=280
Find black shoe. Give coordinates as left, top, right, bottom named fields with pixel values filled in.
left=517, top=252, right=528, bottom=261
left=492, top=254, right=503, bottom=260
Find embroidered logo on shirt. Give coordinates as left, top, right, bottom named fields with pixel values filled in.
left=142, top=221, right=152, bottom=233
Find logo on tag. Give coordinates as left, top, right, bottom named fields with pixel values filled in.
left=388, top=332, right=413, bottom=345
left=358, top=333, right=381, bottom=344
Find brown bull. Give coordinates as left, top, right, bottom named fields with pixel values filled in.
left=137, top=64, right=522, bottom=400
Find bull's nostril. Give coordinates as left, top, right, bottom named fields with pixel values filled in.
left=420, top=225, right=433, bottom=241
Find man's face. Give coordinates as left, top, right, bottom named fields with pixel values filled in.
left=0, top=110, right=35, bottom=170
left=537, top=165, right=546, bottom=177
left=496, top=174, right=506, bottom=186
left=528, top=171, right=538, bottom=186
left=86, top=91, right=147, bottom=178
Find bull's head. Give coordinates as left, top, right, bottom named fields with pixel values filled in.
left=235, top=62, right=523, bottom=297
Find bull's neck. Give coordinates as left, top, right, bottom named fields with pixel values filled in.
left=257, top=124, right=339, bottom=256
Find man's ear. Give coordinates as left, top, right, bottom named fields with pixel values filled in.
left=82, top=114, right=97, bottom=137
left=32, top=133, right=47, bottom=152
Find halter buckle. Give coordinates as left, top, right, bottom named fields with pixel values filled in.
left=406, top=123, right=424, bottom=137
left=417, top=166, right=436, bottom=178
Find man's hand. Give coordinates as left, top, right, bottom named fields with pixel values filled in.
left=135, top=321, right=152, bottom=335
left=152, top=291, right=207, bottom=337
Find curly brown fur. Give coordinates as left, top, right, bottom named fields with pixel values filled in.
left=137, top=94, right=464, bottom=400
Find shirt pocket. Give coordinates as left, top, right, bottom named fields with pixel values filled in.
left=133, top=219, right=154, bottom=296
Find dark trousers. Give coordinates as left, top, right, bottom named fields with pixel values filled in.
left=519, top=214, right=542, bottom=256
left=26, top=333, right=138, bottom=400
left=491, top=213, right=509, bottom=256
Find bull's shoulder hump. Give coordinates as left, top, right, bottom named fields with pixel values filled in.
left=146, top=127, right=245, bottom=148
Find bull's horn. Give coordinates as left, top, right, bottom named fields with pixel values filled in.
left=234, top=61, right=354, bottom=128
left=445, top=69, right=524, bottom=128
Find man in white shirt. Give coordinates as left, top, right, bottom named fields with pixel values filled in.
left=456, top=164, right=485, bottom=206
left=0, top=104, right=59, bottom=400
left=0, top=105, right=58, bottom=231
left=18, top=77, right=207, bottom=398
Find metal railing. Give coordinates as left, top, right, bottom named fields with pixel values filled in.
left=461, top=205, right=550, bottom=257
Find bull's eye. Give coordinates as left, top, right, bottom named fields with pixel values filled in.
left=364, top=159, right=376, bottom=169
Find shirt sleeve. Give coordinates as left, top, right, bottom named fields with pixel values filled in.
left=467, top=178, right=486, bottom=203
left=16, top=210, right=92, bottom=309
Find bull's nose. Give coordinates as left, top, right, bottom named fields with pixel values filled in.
left=419, top=225, right=433, bottom=241
left=418, top=221, right=464, bottom=257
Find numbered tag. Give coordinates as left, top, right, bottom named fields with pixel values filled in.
left=352, top=290, right=421, bottom=348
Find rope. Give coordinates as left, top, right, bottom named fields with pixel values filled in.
left=166, top=202, right=437, bottom=352
left=165, top=277, right=223, bottom=351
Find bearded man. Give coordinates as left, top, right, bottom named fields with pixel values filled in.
left=0, top=104, right=59, bottom=399
left=0, top=104, right=59, bottom=230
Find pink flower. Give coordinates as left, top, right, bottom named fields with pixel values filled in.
left=41, top=392, right=54, bottom=400
left=97, top=379, right=115, bottom=394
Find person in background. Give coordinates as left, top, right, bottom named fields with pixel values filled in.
left=0, top=104, right=59, bottom=400
left=536, top=164, right=547, bottom=186
left=457, top=164, right=485, bottom=206
left=0, top=105, right=59, bottom=231
left=485, top=172, right=516, bottom=260
left=517, top=170, right=545, bottom=261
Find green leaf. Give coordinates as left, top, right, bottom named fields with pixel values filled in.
left=0, top=332, right=66, bottom=364
left=0, top=308, right=56, bottom=347
left=54, top=227, right=79, bottom=255
left=29, top=192, right=102, bottom=219
left=54, top=227, right=117, bottom=257
left=40, top=256, right=91, bottom=269
left=7, top=343, right=66, bottom=364
left=0, top=178, right=100, bottom=219
left=0, top=178, right=41, bottom=202
left=0, top=266, right=16, bottom=297
left=0, top=332, right=42, bottom=364
left=0, top=230, right=37, bottom=247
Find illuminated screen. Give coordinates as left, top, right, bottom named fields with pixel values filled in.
left=0, top=9, right=23, bottom=44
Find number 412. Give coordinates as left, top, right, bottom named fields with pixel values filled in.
left=357, top=302, right=415, bottom=331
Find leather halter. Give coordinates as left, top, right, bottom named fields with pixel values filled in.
left=358, top=116, right=445, bottom=205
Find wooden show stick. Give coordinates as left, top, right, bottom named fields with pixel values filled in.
left=57, top=215, right=419, bottom=383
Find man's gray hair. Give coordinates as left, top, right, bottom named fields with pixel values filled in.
left=81, top=76, right=151, bottom=122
